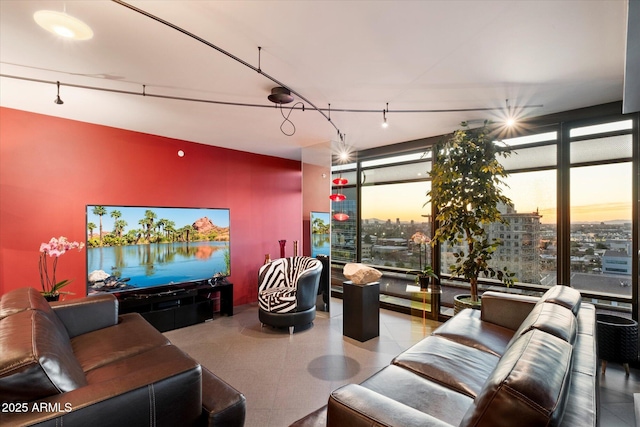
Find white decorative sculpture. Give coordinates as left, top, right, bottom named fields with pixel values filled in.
left=343, top=263, right=382, bottom=285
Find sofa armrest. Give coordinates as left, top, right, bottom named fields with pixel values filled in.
left=51, top=294, right=119, bottom=338
left=198, top=366, right=246, bottom=427
left=480, top=291, right=538, bottom=330
left=327, top=384, right=453, bottom=427
left=0, top=345, right=202, bottom=427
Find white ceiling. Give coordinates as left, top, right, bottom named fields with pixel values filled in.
left=0, top=1, right=629, bottom=161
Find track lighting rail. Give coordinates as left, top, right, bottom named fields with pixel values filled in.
left=111, top=0, right=344, bottom=140
left=1, top=73, right=543, bottom=118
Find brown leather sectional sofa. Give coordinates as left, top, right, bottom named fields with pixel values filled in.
left=292, top=285, right=598, bottom=427
left=0, top=287, right=246, bottom=427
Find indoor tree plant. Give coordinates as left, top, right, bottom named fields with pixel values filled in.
left=427, top=122, right=515, bottom=309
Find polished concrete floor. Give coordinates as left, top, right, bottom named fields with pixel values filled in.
left=164, top=298, right=640, bottom=427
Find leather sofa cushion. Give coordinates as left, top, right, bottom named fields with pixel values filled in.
left=392, top=335, right=500, bottom=398
left=84, top=343, right=199, bottom=385
left=508, top=302, right=577, bottom=348
left=479, top=292, right=538, bottom=331
left=0, top=286, right=58, bottom=319
left=0, top=288, right=72, bottom=345
left=71, top=313, right=169, bottom=373
left=0, top=309, right=87, bottom=401
left=328, top=383, right=454, bottom=427
left=577, top=303, right=596, bottom=336
left=432, top=309, right=514, bottom=357
left=538, top=285, right=582, bottom=316
left=21, top=345, right=204, bottom=427
left=341, top=365, right=473, bottom=426
left=51, top=294, right=119, bottom=338
left=572, top=332, right=598, bottom=377
left=556, top=370, right=597, bottom=427
left=460, top=329, right=572, bottom=427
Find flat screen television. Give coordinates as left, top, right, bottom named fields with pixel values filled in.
left=86, top=205, right=230, bottom=295
left=311, top=211, right=330, bottom=258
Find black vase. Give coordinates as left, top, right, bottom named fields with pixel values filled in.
left=418, top=276, right=430, bottom=290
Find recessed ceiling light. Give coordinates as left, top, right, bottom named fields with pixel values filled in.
left=34, top=10, right=93, bottom=40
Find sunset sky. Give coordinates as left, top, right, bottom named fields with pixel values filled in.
left=360, top=162, right=632, bottom=224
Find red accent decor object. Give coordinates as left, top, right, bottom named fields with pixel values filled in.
left=278, top=240, right=286, bottom=258
left=329, top=193, right=346, bottom=202
left=332, top=177, right=348, bottom=186
left=333, top=213, right=349, bottom=221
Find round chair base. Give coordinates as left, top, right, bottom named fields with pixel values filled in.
left=259, top=307, right=316, bottom=334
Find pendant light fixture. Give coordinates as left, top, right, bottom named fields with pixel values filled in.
left=382, top=103, right=389, bottom=128
left=329, top=192, right=346, bottom=202
left=331, top=171, right=349, bottom=221
left=332, top=177, right=348, bottom=186
left=329, top=172, right=348, bottom=201
left=54, top=81, right=64, bottom=105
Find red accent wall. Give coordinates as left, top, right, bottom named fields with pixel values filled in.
left=0, top=107, right=302, bottom=305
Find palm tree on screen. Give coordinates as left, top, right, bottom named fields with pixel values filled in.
left=87, top=222, right=96, bottom=239
left=92, top=206, right=107, bottom=246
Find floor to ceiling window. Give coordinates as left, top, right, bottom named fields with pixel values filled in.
left=471, top=129, right=558, bottom=288
left=331, top=164, right=357, bottom=263
left=359, top=152, right=433, bottom=272
left=330, top=103, right=638, bottom=320
left=568, top=119, right=633, bottom=311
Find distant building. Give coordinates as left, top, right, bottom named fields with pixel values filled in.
left=605, top=239, right=632, bottom=255
left=442, top=204, right=542, bottom=285
left=487, top=205, right=542, bottom=285
left=602, top=250, right=632, bottom=275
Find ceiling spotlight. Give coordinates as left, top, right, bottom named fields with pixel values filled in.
left=382, top=103, right=389, bottom=128
left=504, top=99, right=516, bottom=127
left=334, top=133, right=354, bottom=163
left=339, top=150, right=350, bottom=162
left=34, top=10, right=93, bottom=40
left=267, top=87, right=294, bottom=104
left=54, top=81, right=64, bottom=105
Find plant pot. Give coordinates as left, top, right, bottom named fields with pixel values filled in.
left=43, top=294, right=60, bottom=302
left=453, top=294, right=481, bottom=315
left=417, top=276, right=431, bottom=291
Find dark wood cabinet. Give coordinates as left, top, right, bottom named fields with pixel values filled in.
left=116, top=282, right=233, bottom=332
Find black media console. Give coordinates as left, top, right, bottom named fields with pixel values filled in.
left=115, top=280, right=233, bottom=332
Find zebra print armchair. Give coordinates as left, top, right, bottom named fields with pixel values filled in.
left=258, top=256, right=323, bottom=334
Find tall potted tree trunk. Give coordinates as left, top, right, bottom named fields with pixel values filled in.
left=428, top=122, right=515, bottom=310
